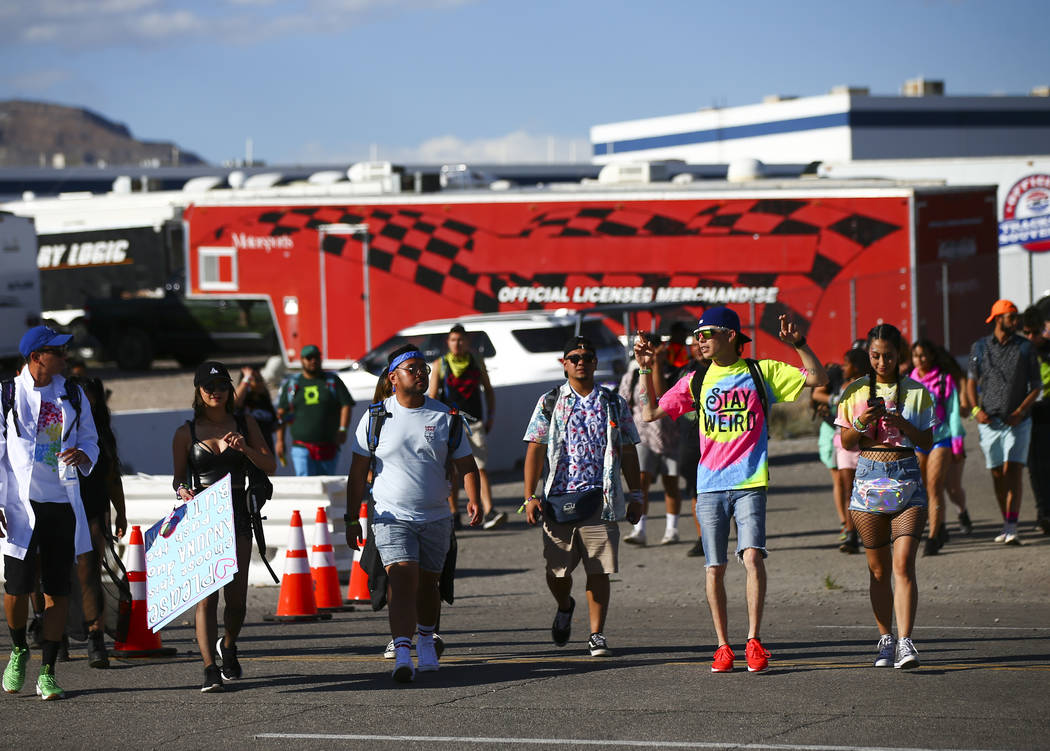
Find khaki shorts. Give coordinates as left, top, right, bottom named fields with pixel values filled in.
left=542, top=507, right=619, bottom=577
left=466, top=417, right=488, bottom=470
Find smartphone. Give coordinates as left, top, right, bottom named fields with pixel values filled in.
left=867, top=396, right=885, bottom=409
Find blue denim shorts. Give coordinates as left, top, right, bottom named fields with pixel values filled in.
left=978, top=417, right=1032, bottom=469
left=849, top=455, right=927, bottom=514
left=695, top=489, right=767, bottom=567
left=372, top=515, right=453, bottom=572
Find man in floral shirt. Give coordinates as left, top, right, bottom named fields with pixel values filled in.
left=522, top=336, right=642, bottom=657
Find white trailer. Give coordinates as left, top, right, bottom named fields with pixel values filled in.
left=0, top=212, right=42, bottom=361
left=818, top=156, right=1050, bottom=307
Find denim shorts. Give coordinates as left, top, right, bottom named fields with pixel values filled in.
left=372, top=515, right=453, bottom=572
left=849, top=455, right=927, bottom=514
left=695, top=489, right=767, bottom=567
left=978, top=417, right=1032, bottom=469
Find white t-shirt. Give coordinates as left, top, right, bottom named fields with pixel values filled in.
left=29, top=383, right=69, bottom=503
left=351, top=396, right=473, bottom=522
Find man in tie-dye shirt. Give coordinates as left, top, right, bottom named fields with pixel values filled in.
left=633, top=306, right=826, bottom=674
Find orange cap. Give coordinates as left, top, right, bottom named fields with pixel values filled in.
left=986, top=299, right=1018, bottom=324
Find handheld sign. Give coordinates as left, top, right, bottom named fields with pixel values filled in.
left=144, top=474, right=238, bottom=632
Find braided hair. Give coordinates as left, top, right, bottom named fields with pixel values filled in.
left=867, top=323, right=903, bottom=408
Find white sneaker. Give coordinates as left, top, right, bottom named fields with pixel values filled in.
left=874, top=634, right=896, bottom=667
left=417, top=635, right=439, bottom=672
left=994, top=530, right=1008, bottom=543
left=660, top=529, right=680, bottom=545
left=624, top=529, right=646, bottom=546
left=1004, top=533, right=1022, bottom=546
left=894, top=637, right=919, bottom=669
left=383, top=639, right=397, bottom=659
left=392, top=647, right=415, bottom=683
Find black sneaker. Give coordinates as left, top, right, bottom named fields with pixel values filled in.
left=938, top=524, right=950, bottom=545
left=922, top=536, right=940, bottom=556
left=434, top=633, right=445, bottom=658
left=958, top=511, right=973, bottom=536
left=587, top=632, right=611, bottom=657
left=201, top=664, right=224, bottom=693
left=87, top=632, right=109, bottom=669
left=839, top=530, right=860, bottom=554
left=686, top=539, right=704, bottom=557
left=1037, top=516, right=1050, bottom=536
left=482, top=509, right=507, bottom=530
left=215, top=638, right=242, bottom=681
left=551, top=597, right=575, bottom=647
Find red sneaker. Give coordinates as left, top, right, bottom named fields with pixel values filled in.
left=746, top=638, right=770, bottom=672
left=711, top=643, right=735, bottom=673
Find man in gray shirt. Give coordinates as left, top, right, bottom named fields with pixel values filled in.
left=967, top=300, right=1042, bottom=545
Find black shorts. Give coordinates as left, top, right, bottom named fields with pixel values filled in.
left=3, top=501, right=76, bottom=597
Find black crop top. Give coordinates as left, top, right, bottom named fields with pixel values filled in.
left=187, top=419, right=247, bottom=493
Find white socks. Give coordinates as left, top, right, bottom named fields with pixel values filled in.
left=666, top=513, right=678, bottom=531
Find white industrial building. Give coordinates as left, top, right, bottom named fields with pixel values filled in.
left=591, top=81, right=1050, bottom=309
left=591, top=81, right=1050, bottom=165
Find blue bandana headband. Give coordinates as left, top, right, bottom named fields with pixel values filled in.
left=389, top=350, right=425, bottom=371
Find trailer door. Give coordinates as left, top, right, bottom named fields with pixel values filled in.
left=318, top=223, right=371, bottom=361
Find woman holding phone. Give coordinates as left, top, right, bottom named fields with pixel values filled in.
left=836, top=324, right=934, bottom=669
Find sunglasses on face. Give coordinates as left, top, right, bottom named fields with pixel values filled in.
left=564, top=353, right=597, bottom=365
left=202, top=381, right=231, bottom=393
left=693, top=327, right=729, bottom=341
left=37, top=346, right=68, bottom=357
left=397, top=363, right=431, bottom=377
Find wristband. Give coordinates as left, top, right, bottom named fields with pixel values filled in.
left=627, top=490, right=642, bottom=503
left=638, top=368, right=652, bottom=375
left=971, top=406, right=981, bottom=419
left=338, top=426, right=348, bottom=432
left=343, top=514, right=360, bottom=526
left=851, top=417, right=869, bottom=432
left=794, top=336, right=807, bottom=349
left=175, top=483, right=189, bottom=500
left=518, top=495, right=540, bottom=513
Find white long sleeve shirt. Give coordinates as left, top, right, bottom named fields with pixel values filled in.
left=0, top=368, right=98, bottom=559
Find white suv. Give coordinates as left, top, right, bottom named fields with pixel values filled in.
left=338, top=311, right=627, bottom=472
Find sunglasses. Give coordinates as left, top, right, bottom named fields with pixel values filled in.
left=564, top=353, right=597, bottom=365
left=693, top=327, right=730, bottom=341
left=201, top=381, right=231, bottom=393
left=397, top=363, right=431, bottom=377
left=37, top=346, right=68, bottom=357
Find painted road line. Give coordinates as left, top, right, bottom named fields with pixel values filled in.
left=254, top=733, right=1001, bottom=751
left=239, top=655, right=1050, bottom=670
left=814, top=625, right=1050, bottom=631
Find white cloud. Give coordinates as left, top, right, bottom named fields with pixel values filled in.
left=287, top=129, right=592, bottom=165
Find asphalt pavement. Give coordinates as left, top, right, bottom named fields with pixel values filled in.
left=0, top=434, right=1047, bottom=751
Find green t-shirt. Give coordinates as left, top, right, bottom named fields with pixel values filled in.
left=278, top=373, right=354, bottom=444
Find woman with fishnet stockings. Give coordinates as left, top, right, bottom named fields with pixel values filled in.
left=836, top=324, right=935, bottom=669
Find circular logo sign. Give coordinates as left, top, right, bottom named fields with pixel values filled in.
left=1001, top=174, right=1050, bottom=252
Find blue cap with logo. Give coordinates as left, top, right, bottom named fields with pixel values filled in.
left=19, top=325, right=72, bottom=359
left=696, top=306, right=752, bottom=344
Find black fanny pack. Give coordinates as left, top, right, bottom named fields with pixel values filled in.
left=543, top=487, right=603, bottom=524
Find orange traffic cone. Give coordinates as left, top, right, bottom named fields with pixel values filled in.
left=310, top=507, right=351, bottom=611
left=113, top=525, right=177, bottom=657
left=264, top=510, right=331, bottom=622
left=345, top=501, right=372, bottom=604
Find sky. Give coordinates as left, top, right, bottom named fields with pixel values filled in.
left=1, top=0, right=1048, bottom=167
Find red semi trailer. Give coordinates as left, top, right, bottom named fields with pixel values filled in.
left=182, top=179, right=999, bottom=364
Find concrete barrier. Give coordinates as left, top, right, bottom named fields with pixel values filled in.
left=120, top=474, right=351, bottom=586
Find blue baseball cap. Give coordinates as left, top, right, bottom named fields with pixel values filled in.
left=696, top=306, right=752, bottom=344
left=19, top=325, right=72, bottom=359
